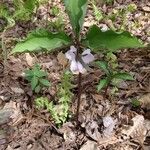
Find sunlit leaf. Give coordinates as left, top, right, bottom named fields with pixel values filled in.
left=95, top=61, right=110, bottom=75
left=97, top=78, right=109, bottom=91
left=82, top=25, right=144, bottom=52
left=12, top=29, right=72, bottom=53
left=64, top=0, right=88, bottom=38
left=113, top=72, right=134, bottom=80
left=31, top=76, right=38, bottom=90
left=39, top=79, right=51, bottom=87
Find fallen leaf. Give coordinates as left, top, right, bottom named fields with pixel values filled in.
left=80, top=140, right=99, bottom=150
left=3, top=101, right=24, bottom=126
left=25, top=53, right=35, bottom=67
left=103, top=116, right=117, bottom=137
left=10, top=87, right=24, bottom=94
left=92, top=94, right=103, bottom=103
left=139, top=93, right=150, bottom=110
left=57, top=51, right=68, bottom=67
left=122, top=115, right=147, bottom=144
left=85, top=121, right=101, bottom=141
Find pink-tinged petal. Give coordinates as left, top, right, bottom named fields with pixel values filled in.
left=82, top=53, right=94, bottom=64
left=65, top=46, right=77, bottom=61
left=70, top=60, right=79, bottom=74
left=77, top=61, right=87, bottom=74
left=65, top=50, right=75, bottom=60
left=70, top=46, right=77, bottom=52
left=82, top=49, right=91, bottom=55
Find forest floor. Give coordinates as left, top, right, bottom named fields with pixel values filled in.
left=0, top=0, right=150, bottom=150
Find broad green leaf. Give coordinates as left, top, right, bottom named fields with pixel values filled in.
left=95, top=61, right=110, bottom=75
left=113, top=72, right=134, bottom=80
left=82, top=25, right=144, bottom=52
left=39, top=79, right=51, bottom=87
left=31, top=76, right=38, bottom=90
left=64, top=0, right=88, bottom=38
left=97, top=78, right=109, bottom=91
left=12, top=29, right=72, bottom=53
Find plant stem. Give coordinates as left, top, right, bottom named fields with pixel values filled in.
left=76, top=72, right=82, bottom=123
left=75, top=37, right=82, bottom=123
left=104, top=84, right=109, bottom=98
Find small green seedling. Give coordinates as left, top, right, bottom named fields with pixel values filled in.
left=96, top=61, right=134, bottom=94
left=25, top=64, right=51, bottom=93
left=131, top=99, right=141, bottom=108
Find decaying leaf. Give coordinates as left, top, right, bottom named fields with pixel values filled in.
left=103, top=116, right=117, bottom=137
left=25, top=53, right=35, bottom=67
left=3, top=101, right=24, bottom=126
left=122, top=115, right=147, bottom=144
left=80, top=140, right=99, bottom=150
left=139, top=93, right=150, bottom=110
left=84, top=121, right=101, bottom=141
left=57, top=51, right=68, bottom=67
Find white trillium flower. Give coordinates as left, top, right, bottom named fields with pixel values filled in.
left=65, top=46, right=94, bottom=74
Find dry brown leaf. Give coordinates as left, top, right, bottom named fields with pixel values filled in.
left=103, top=116, right=117, bottom=137
left=122, top=115, right=147, bottom=144
left=139, top=93, right=150, bottom=110
left=98, top=136, right=121, bottom=148
left=57, top=51, right=68, bottom=67
left=92, top=94, right=103, bottom=103
left=80, top=140, right=99, bottom=150
left=25, top=53, right=35, bottom=67
left=3, top=101, right=24, bottom=126
left=10, top=87, right=24, bottom=94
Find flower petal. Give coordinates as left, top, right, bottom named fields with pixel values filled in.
left=70, top=60, right=79, bottom=74
left=70, top=46, right=77, bottom=52
left=82, top=51, right=94, bottom=64
left=77, top=61, right=87, bottom=74
left=82, top=49, right=91, bottom=55
left=65, top=46, right=77, bottom=61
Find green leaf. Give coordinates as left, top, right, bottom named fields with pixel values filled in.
left=12, top=29, right=72, bottom=53
left=82, top=25, right=144, bottom=52
left=34, top=85, right=41, bottom=93
left=92, top=3, right=103, bottom=21
left=97, top=78, right=109, bottom=91
left=31, top=76, right=38, bottom=90
left=64, top=0, right=88, bottom=38
left=39, top=79, right=51, bottom=87
left=113, top=72, right=134, bottom=80
left=95, top=61, right=110, bottom=75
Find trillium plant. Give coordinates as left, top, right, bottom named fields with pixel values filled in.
left=12, top=0, right=144, bottom=122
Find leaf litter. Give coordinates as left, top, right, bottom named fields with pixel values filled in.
left=0, top=0, right=150, bottom=150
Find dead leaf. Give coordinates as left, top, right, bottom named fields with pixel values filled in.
left=57, top=51, right=68, bottom=67
left=59, top=122, right=76, bottom=143
left=139, top=93, right=150, bottom=110
left=92, top=94, right=103, bottom=103
left=103, top=116, right=117, bottom=137
left=25, top=53, right=35, bottom=67
left=122, top=115, right=147, bottom=144
left=3, top=101, right=24, bottom=126
left=10, top=87, right=24, bottom=94
left=84, top=121, right=101, bottom=141
left=80, top=140, right=99, bottom=150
